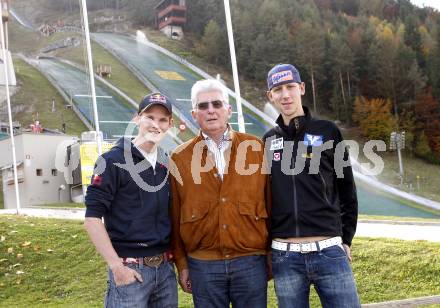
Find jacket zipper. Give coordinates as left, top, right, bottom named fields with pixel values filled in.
left=319, top=173, right=331, bottom=206
left=153, top=167, right=160, bottom=239
left=292, top=174, right=300, bottom=237
left=293, top=118, right=300, bottom=237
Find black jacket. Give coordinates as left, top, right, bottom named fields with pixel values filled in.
left=85, top=137, right=171, bottom=257
left=263, top=107, right=358, bottom=246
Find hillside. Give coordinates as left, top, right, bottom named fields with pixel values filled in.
left=7, top=0, right=440, bottom=204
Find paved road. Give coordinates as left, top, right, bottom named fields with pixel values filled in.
left=356, top=220, right=440, bottom=242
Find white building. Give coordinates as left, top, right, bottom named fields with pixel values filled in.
left=0, top=133, right=78, bottom=209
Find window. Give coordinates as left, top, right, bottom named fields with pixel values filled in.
left=36, top=169, right=42, bottom=176
left=51, top=169, right=58, bottom=176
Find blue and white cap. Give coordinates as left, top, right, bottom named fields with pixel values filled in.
left=267, top=64, right=301, bottom=91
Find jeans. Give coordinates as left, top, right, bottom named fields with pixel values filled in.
left=105, top=261, right=178, bottom=308
left=272, top=245, right=360, bottom=308
left=187, top=255, right=268, bottom=308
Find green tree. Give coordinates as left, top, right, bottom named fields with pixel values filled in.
left=359, top=0, right=386, bottom=18
left=194, top=20, right=227, bottom=66
left=186, top=0, right=224, bottom=35
left=398, top=110, right=417, bottom=155
left=415, top=131, right=431, bottom=157
left=291, top=21, right=325, bottom=113
left=128, top=0, right=159, bottom=26
left=368, top=22, right=425, bottom=118
left=404, top=15, right=424, bottom=68
left=328, top=30, right=355, bottom=123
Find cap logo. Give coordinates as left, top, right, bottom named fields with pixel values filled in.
left=271, top=70, right=294, bottom=85
left=149, top=94, right=166, bottom=104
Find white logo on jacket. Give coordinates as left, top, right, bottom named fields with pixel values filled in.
left=270, top=138, right=284, bottom=150
left=304, top=134, right=323, bottom=146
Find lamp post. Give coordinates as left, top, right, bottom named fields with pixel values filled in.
left=390, top=131, right=406, bottom=186
left=58, top=184, right=66, bottom=202
left=223, top=0, right=245, bottom=133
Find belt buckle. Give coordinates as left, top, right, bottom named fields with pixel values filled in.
left=143, top=255, right=163, bottom=267
left=299, top=243, right=310, bottom=254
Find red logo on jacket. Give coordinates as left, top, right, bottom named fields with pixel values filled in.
left=92, top=174, right=102, bottom=186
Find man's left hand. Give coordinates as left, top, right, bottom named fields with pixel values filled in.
left=343, top=244, right=352, bottom=262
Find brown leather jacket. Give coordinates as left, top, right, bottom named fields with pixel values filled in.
left=170, top=130, right=271, bottom=272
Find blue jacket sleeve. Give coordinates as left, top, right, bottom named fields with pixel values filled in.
left=84, top=155, right=120, bottom=218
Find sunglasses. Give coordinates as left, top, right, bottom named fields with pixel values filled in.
left=196, top=100, right=225, bottom=110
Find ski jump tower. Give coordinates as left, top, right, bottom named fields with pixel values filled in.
left=1, top=0, right=16, bottom=86
left=155, top=0, right=186, bottom=40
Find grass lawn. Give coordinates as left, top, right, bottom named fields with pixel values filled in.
left=32, top=203, right=85, bottom=209
left=9, top=58, right=88, bottom=136
left=0, top=176, right=3, bottom=210
left=377, top=151, right=440, bottom=202
left=0, top=215, right=439, bottom=307
left=344, top=127, right=440, bottom=204
left=9, top=21, right=65, bottom=55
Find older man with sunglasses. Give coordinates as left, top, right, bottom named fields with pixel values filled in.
left=169, top=79, right=271, bottom=308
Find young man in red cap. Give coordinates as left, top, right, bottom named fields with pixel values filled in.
left=84, top=92, right=177, bottom=307
left=264, top=64, right=360, bottom=308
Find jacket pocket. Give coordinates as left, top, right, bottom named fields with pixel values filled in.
left=180, top=202, right=213, bottom=251
left=235, top=201, right=268, bottom=250
left=238, top=201, right=268, bottom=220
left=180, top=201, right=210, bottom=223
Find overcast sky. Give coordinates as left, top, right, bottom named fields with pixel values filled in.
left=410, top=0, right=440, bottom=10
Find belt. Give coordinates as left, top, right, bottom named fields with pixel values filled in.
left=122, top=253, right=166, bottom=267
left=271, top=236, right=342, bottom=253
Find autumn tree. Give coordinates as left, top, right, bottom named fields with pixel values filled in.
left=415, top=91, right=440, bottom=154
left=430, top=19, right=440, bottom=99
left=352, top=96, right=397, bottom=141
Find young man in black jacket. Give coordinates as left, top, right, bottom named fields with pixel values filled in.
left=84, top=93, right=177, bottom=308
left=264, top=64, right=360, bottom=308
